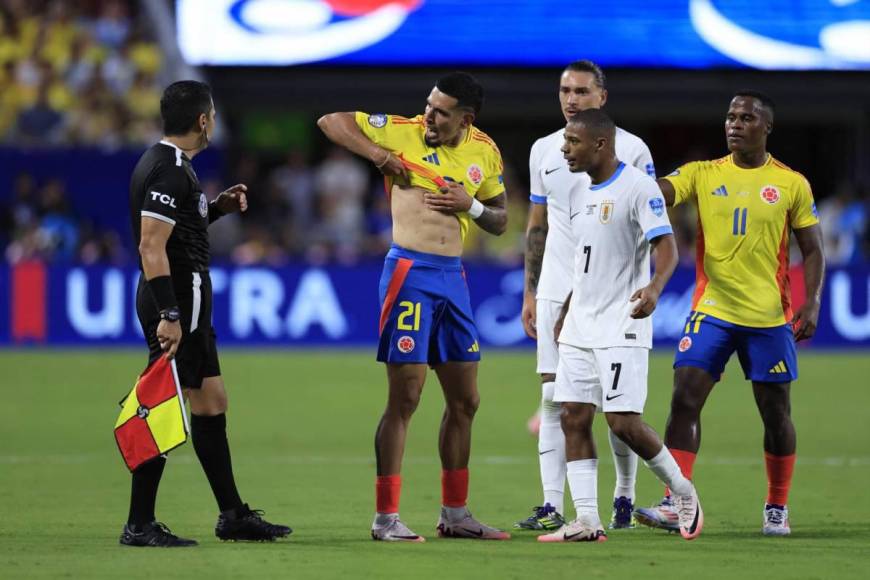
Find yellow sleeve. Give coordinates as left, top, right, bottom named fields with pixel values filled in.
left=354, top=111, right=411, bottom=150
left=475, top=147, right=505, bottom=201
left=790, top=175, right=820, bottom=229
left=663, top=162, right=700, bottom=206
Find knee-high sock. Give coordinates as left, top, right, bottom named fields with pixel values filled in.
left=566, top=459, right=599, bottom=524
left=128, top=456, right=166, bottom=526
left=765, top=452, right=795, bottom=506
left=442, top=468, right=469, bottom=508
left=538, top=382, right=566, bottom=513
left=191, top=413, right=243, bottom=513
left=646, top=447, right=693, bottom=496
left=664, top=448, right=697, bottom=497
left=608, top=430, right=637, bottom=501
left=376, top=474, right=402, bottom=515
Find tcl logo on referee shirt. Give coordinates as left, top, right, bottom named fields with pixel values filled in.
left=150, top=191, right=177, bottom=208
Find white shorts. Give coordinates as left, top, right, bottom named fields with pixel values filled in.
left=535, top=299, right=563, bottom=374
left=554, top=344, right=649, bottom=413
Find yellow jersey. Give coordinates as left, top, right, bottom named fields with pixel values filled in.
left=666, top=154, right=819, bottom=327
left=355, top=112, right=505, bottom=241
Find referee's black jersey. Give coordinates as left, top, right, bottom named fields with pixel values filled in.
left=130, top=140, right=210, bottom=273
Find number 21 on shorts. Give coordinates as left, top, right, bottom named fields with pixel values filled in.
left=397, top=301, right=421, bottom=331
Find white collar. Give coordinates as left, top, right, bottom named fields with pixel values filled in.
left=159, top=139, right=184, bottom=167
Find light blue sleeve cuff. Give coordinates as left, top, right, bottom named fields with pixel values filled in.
left=530, top=193, right=547, bottom=205
left=645, top=225, right=673, bottom=241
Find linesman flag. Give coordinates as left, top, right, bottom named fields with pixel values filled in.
left=114, top=357, right=189, bottom=472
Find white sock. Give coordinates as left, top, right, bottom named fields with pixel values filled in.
left=538, top=385, right=566, bottom=513
left=609, top=429, right=637, bottom=501
left=443, top=505, right=468, bottom=522
left=566, top=459, right=600, bottom=524
left=374, top=512, right=398, bottom=527
left=645, top=446, right=693, bottom=496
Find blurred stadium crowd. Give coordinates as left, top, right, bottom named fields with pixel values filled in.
left=1, top=0, right=867, bottom=267
left=0, top=0, right=162, bottom=148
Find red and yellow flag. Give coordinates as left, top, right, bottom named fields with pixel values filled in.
left=114, top=357, right=189, bottom=472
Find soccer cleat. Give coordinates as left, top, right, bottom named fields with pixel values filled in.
left=762, top=503, right=791, bottom=536
left=436, top=508, right=511, bottom=540
left=672, top=486, right=704, bottom=540
left=371, top=516, right=425, bottom=542
left=634, top=496, right=680, bottom=532
left=215, top=504, right=292, bottom=542
left=119, top=522, right=198, bottom=547
left=514, top=503, right=566, bottom=531
left=608, top=496, right=637, bottom=529
left=537, top=518, right=607, bottom=543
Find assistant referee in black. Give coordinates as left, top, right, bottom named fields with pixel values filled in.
left=122, top=80, right=291, bottom=547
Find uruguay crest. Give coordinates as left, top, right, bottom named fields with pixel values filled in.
left=599, top=201, right=614, bottom=224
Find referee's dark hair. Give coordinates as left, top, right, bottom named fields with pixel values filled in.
left=568, top=108, right=616, bottom=142
left=564, top=60, right=606, bottom=90
left=160, top=80, right=213, bottom=136
left=436, top=72, right=484, bottom=116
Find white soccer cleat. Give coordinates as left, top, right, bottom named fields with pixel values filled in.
left=436, top=508, right=511, bottom=540
left=762, top=504, right=791, bottom=536
left=634, top=496, right=680, bottom=532
left=537, top=518, right=607, bottom=543
left=672, top=486, right=704, bottom=540
left=371, top=515, right=425, bottom=542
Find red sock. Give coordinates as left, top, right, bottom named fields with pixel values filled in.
left=441, top=468, right=469, bottom=508
left=665, top=449, right=697, bottom=497
left=376, top=474, right=401, bottom=514
left=765, top=452, right=795, bottom=506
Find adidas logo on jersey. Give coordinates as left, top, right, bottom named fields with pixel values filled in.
left=467, top=341, right=479, bottom=353
left=711, top=185, right=728, bottom=197
left=422, top=153, right=441, bottom=166
left=769, top=361, right=789, bottom=374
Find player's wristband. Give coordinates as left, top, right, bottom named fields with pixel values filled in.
left=208, top=200, right=225, bottom=223
left=468, top=198, right=485, bottom=219
left=147, top=275, right=177, bottom=312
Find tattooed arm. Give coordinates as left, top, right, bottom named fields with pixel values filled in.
left=476, top=192, right=508, bottom=236
left=522, top=201, right=548, bottom=338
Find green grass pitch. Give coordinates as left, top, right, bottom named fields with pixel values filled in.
left=1, top=349, right=869, bottom=579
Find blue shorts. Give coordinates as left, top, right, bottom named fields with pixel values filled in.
left=673, top=311, right=797, bottom=383
left=377, top=244, right=481, bottom=365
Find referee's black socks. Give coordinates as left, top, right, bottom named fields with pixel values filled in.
left=191, top=413, right=244, bottom=513
left=128, top=455, right=166, bottom=526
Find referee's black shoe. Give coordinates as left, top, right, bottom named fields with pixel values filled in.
left=119, top=522, right=198, bottom=547
left=215, top=504, right=292, bottom=541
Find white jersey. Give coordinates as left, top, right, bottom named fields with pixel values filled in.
left=529, top=126, right=655, bottom=303
left=558, top=162, right=673, bottom=349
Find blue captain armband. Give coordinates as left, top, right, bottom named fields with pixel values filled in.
left=530, top=193, right=547, bottom=205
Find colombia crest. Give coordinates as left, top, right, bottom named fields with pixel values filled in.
left=760, top=185, right=780, bottom=205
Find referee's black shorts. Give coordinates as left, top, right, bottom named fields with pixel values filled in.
left=136, top=270, right=221, bottom=389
